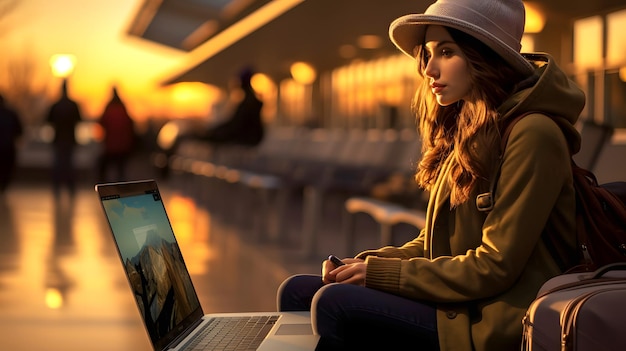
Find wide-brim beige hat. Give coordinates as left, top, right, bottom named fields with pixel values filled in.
left=389, top=0, right=534, bottom=76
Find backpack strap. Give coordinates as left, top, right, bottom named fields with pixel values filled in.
left=476, top=112, right=535, bottom=212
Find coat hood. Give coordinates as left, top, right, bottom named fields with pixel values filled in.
left=498, top=53, right=585, bottom=155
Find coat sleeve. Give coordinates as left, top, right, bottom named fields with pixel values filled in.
left=359, top=114, right=574, bottom=302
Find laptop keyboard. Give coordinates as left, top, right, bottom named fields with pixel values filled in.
left=181, top=315, right=280, bottom=351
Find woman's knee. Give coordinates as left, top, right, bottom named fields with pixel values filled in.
left=276, top=274, right=302, bottom=311
left=311, top=282, right=361, bottom=311
left=276, top=274, right=323, bottom=312
left=310, top=283, right=356, bottom=336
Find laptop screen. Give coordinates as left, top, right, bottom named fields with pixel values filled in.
left=97, top=180, right=203, bottom=351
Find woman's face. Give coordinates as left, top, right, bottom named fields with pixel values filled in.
left=422, top=25, right=472, bottom=106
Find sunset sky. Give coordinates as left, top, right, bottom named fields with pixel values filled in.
left=0, top=0, right=219, bottom=121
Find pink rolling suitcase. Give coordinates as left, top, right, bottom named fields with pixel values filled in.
left=521, top=263, right=626, bottom=351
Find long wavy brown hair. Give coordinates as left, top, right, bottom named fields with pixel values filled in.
left=412, top=27, right=528, bottom=207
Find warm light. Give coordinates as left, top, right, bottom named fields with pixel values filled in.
left=250, top=73, right=277, bottom=123
left=167, top=194, right=212, bottom=275
left=523, top=2, right=545, bottom=33
left=521, top=34, right=535, bottom=52
left=168, top=82, right=220, bottom=118
left=290, top=62, right=317, bottom=85
left=574, top=16, right=603, bottom=70
left=357, top=35, right=382, bottom=49
left=620, top=67, right=626, bottom=82
left=49, top=54, right=77, bottom=78
left=157, top=122, right=180, bottom=150
left=280, top=78, right=307, bottom=122
left=45, top=288, right=64, bottom=309
left=168, top=195, right=195, bottom=243
left=250, top=73, right=274, bottom=95
left=607, top=9, right=626, bottom=67
left=339, top=44, right=357, bottom=59
left=171, top=82, right=206, bottom=104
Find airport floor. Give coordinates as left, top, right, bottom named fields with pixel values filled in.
left=0, top=160, right=404, bottom=351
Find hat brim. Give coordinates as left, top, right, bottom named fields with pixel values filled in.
left=389, top=14, right=534, bottom=76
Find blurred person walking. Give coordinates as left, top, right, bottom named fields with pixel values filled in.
left=97, top=86, right=136, bottom=182
left=46, top=79, right=83, bottom=197
left=0, top=94, right=24, bottom=194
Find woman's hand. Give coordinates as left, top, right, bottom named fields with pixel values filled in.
left=322, top=257, right=366, bottom=285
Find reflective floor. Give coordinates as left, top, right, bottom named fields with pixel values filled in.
left=0, top=143, right=420, bottom=351
left=0, top=175, right=329, bottom=351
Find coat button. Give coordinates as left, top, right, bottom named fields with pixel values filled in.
left=446, top=311, right=457, bottom=319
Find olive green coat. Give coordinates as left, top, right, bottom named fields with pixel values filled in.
left=356, top=53, right=585, bottom=350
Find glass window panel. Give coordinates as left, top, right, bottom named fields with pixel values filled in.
left=607, top=9, right=626, bottom=68
left=574, top=16, right=603, bottom=70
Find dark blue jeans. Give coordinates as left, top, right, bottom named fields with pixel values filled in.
left=277, top=274, right=440, bottom=350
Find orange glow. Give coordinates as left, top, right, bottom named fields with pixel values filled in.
left=0, top=0, right=189, bottom=120
left=156, top=121, right=180, bottom=150
left=166, top=194, right=212, bottom=275
left=523, top=2, right=545, bottom=34
left=607, top=9, right=626, bottom=67
left=574, top=16, right=603, bottom=70
left=357, top=35, right=383, bottom=49
left=290, top=62, right=317, bottom=85
left=168, top=195, right=196, bottom=243
left=168, top=82, right=220, bottom=118
left=45, top=288, right=64, bottom=309
left=250, top=73, right=274, bottom=94
left=251, top=73, right=278, bottom=123
left=521, top=34, right=535, bottom=53
left=49, top=54, right=76, bottom=78
left=0, top=0, right=300, bottom=122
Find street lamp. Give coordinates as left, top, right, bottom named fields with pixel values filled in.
left=49, top=54, right=76, bottom=78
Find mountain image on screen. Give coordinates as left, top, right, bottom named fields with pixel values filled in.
left=124, top=230, right=198, bottom=342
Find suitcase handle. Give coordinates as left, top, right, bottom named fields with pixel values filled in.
left=591, top=263, right=626, bottom=279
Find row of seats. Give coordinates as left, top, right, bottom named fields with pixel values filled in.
left=159, top=118, right=623, bottom=259
left=159, top=126, right=428, bottom=258
left=336, top=119, right=623, bottom=256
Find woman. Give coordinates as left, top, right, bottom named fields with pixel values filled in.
left=277, top=0, right=585, bottom=350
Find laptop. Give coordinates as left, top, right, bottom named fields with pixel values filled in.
left=95, top=179, right=319, bottom=351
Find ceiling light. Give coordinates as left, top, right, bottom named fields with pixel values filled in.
left=357, top=35, right=382, bottom=49
left=524, top=1, right=546, bottom=33
left=290, top=62, right=317, bottom=85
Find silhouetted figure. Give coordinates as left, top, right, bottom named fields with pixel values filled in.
left=46, top=79, right=83, bottom=197
left=97, top=86, right=136, bottom=182
left=0, top=94, right=23, bottom=194
left=202, top=68, right=264, bottom=146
